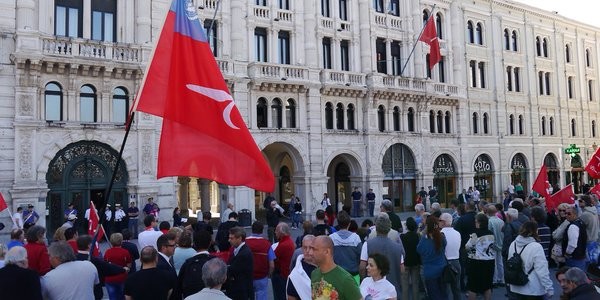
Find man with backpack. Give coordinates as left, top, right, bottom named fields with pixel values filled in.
left=175, top=230, right=215, bottom=299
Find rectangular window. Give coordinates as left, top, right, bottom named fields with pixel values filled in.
left=81, top=98, right=95, bottom=122
left=470, top=61, right=477, bottom=88
left=278, top=31, right=290, bottom=64
left=203, top=20, right=218, bottom=56
left=376, top=38, right=386, bottom=73
left=507, top=67, right=513, bottom=91
left=339, top=0, right=348, bottom=21
left=438, top=57, right=445, bottom=83
left=256, top=0, right=267, bottom=6
left=322, top=37, right=332, bottom=69
left=340, top=40, right=350, bottom=71
left=279, top=0, right=290, bottom=10
left=391, top=41, right=401, bottom=76
left=112, top=99, right=127, bottom=123
left=514, top=68, right=521, bottom=92
left=389, top=0, right=400, bottom=16
left=91, top=0, right=116, bottom=42
left=589, top=80, right=594, bottom=101
left=55, top=5, right=81, bottom=38
left=539, top=72, right=544, bottom=95
left=254, top=28, right=268, bottom=62
left=373, top=0, right=384, bottom=13
left=478, top=62, right=486, bottom=88
left=322, top=0, right=331, bottom=17
left=46, top=95, right=62, bottom=121
left=545, top=72, right=551, bottom=95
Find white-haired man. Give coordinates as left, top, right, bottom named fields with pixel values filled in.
left=440, top=213, right=461, bottom=300
left=0, top=246, right=42, bottom=299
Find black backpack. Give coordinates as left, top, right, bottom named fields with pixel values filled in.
left=178, top=253, right=215, bottom=298
left=504, top=243, right=534, bottom=285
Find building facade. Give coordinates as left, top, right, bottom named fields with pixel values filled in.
left=0, top=0, right=599, bottom=235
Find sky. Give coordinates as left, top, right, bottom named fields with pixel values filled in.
left=513, top=0, right=600, bottom=28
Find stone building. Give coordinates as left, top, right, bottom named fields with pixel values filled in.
left=0, top=0, right=599, bottom=235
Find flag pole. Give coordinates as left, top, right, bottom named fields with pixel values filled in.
left=207, top=0, right=222, bottom=36
left=89, top=111, right=135, bottom=259
left=399, top=4, right=436, bottom=77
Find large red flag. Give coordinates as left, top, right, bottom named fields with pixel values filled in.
left=590, top=183, right=600, bottom=199
left=88, top=201, right=105, bottom=244
left=0, top=192, right=7, bottom=212
left=532, top=165, right=551, bottom=198
left=419, top=17, right=441, bottom=69
left=586, top=147, right=600, bottom=179
left=547, top=184, right=575, bottom=211
left=133, top=0, right=274, bottom=192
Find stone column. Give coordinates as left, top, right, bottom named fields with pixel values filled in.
left=200, top=179, right=211, bottom=212
left=135, top=0, right=152, bottom=44
left=177, top=177, right=190, bottom=213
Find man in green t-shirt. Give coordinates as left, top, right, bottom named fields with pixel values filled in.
left=309, top=235, right=362, bottom=300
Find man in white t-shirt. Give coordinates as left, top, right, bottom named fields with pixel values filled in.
left=440, top=212, right=462, bottom=300
left=12, top=207, right=23, bottom=230
left=138, top=215, right=163, bottom=250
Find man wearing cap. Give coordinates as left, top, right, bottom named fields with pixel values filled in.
left=104, top=204, right=112, bottom=237
left=64, top=203, right=78, bottom=222
left=114, top=203, right=126, bottom=233
left=23, top=205, right=39, bottom=230
left=61, top=214, right=77, bottom=229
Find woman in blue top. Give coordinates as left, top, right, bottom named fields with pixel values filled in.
left=417, top=215, right=448, bottom=300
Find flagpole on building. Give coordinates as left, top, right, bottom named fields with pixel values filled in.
left=89, top=111, right=135, bottom=259
left=399, top=4, right=436, bottom=77
left=207, top=0, right=222, bottom=36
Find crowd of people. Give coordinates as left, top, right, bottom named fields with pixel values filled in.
left=4, top=191, right=600, bottom=300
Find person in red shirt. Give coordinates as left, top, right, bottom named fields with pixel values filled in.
left=23, top=225, right=51, bottom=276
left=272, top=222, right=295, bottom=300
left=104, top=233, right=132, bottom=300
left=245, top=221, right=275, bottom=300
left=64, top=227, right=79, bottom=253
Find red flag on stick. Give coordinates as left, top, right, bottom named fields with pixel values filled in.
left=419, top=17, right=441, bottom=69
left=0, top=192, right=7, bottom=212
left=88, top=201, right=105, bottom=254
left=132, top=0, right=274, bottom=192
left=547, top=184, right=575, bottom=211
left=590, top=183, right=600, bottom=199
left=586, top=147, right=600, bottom=179
left=532, top=165, right=551, bottom=198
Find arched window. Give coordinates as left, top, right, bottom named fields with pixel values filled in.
left=518, top=115, right=524, bottom=135
left=445, top=111, right=451, bottom=133
left=423, top=10, right=429, bottom=24
left=80, top=84, right=97, bottom=122
left=536, top=37, right=541, bottom=56
left=541, top=116, right=546, bottom=136
left=257, top=97, right=268, bottom=128
left=469, top=60, right=477, bottom=87
left=542, top=38, right=549, bottom=57
left=509, top=114, right=515, bottom=135
left=436, top=110, right=443, bottom=133
left=347, top=103, right=355, bottom=130
left=568, top=76, right=574, bottom=99
left=472, top=112, right=479, bottom=134
left=393, top=106, right=400, bottom=131
left=467, top=21, right=474, bottom=44
left=271, top=98, right=282, bottom=128
left=429, top=110, right=435, bottom=133
left=475, top=22, right=483, bottom=45
left=504, top=29, right=510, bottom=50
left=336, top=103, right=344, bottom=129
left=325, top=102, right=333, bottom=129
left=586, top=49, right=592, bottom=67
left=483, top=112, right=489, bottom=134
left=571, top=118, right=577, bottom=136
left=436, top=13, right=443, bottom=39
left=285, top=98, right=296, bottom=128
left=112, top=87, right=128, bottom=123
left=407, top=107, right=415, bottom=132
left=549, top=117, right=555, bottom=135
left=566, top=44, right=571, bottom=63
left=45, top=82, right=63, bottom=121
left=377, top=105, right=385, bottom=132
left=593, top=120, right=597, bottom=138
left=512, top=30, right=518, bottom=51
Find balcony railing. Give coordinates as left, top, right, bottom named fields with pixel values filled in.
left=198, top=0, right=218, bottom=10
left=276, top=10, right=293, bottom=22
left=373, top=12, right=402, bottom=30
left=216, top=58, right=231, bottom=76
left=254, top=6, right=270, bottom=19
left=321, top=70, right=366, bottom=86
left=372, top=75, right=464, bottom=97
left=248, top=62, right=309, bottom=81
left=320, top=17, right=334, bottom=30
left=42, top=37, right=141, bottom=63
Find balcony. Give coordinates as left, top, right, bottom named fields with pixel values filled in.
left=372, top=75, right=464, bottom=97
left=248, top=62, right=309, bottom=81
left=275, top=10, right=293, bottom=23
left=253, top=6, right=270, bottom=19
left=41, top=37, right=142, bottom=63
left=373, top=12, right=402, bottom=30
left=320, top=17, right=334, bottom=30
left=198, top=0, right=218, bottom=10
left=215, top=58, right=232, bottom=76
left=321, top=70, right=366, bottom=86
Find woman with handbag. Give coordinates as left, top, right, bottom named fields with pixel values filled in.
left=465, top=213, right=495, bottom=300
left=417, top=215, right=449, bottom=300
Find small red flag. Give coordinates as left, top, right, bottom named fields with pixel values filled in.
left=88, top=201, right=105, bottom=246
left=547, top=184, right=575, bottom=211
left=132, top=0, right=274, bottom=192
left=586, top=147, right=600, bottom=179
left=532, top=165, right=551, bottom=198
left=419, top=17, right=441, bottom=69
left=590, top=183, right=600, bottom=199
left=0, top=192, right=7, bottom=212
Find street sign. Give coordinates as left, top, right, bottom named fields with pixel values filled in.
left=565, top=144, right=580, bottom=157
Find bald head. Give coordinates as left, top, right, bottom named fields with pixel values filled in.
left=486, top=204, right=497, bottom=216
left=314, top=235, right=334, bottom=251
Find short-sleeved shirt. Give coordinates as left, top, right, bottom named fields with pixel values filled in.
left=104, top=247, right=132, bottom=283
left=127, top=207, right=140, bottom=219
left=351, top=191, right=362, bottom=201
left=359, top=276, right=397, bottom=300
left=124, top=268, right=176, bottom=300
left=42, top=260, right=99, bottom=300
left=311, top=266, right=361, bottom=300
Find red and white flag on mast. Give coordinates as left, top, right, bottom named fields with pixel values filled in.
left=88, top=201, right=105, bottom=253
left=419, top=16, right=441, bottom=69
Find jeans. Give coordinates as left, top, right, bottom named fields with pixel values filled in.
left=105, top=283, right=125, bottom=300
left=272, top=273, right=286, bottom=300
left=401, top=265, right=421, bottom=300
left=352, top=201, right=361, bottom=217
left=253, top=277, right=269, bottom=300
left=447, top=259, right=462, bottom=300
left=425, top=276, right=448, bottom=300
left=368, top=201, right=375, bottom=217
left=128, top=218, right=138, bottom=238
left=566, top=257, right=587, bottom=271
left=268, top=227, right=276, bottom=244
left=494, top=249, right=504, bottom=283
left=292, top=213, right=302, bottom=228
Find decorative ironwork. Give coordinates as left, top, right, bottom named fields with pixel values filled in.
left=383, top=143, right=416, bottom=177
left=70, top=162, right=105, bottom=180
left=433, top=154, right=456, bottom=175
left=511, top=153, right=527, bottom=170
left=474, top=155, right=493, bottom=173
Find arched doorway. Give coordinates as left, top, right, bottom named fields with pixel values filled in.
left=382, top=143, right=416, bottom=212
left=473, top=154, right=494, bottom=201
left=511, top=153, right=528, bottom=197
left=544, top=153, right=560, bottom=190
left=326, top=153, right=362, bottom=213
left=46, top=141, right=128, bottom=236
left=279, top=165, right=292, bottom=206
left=433, top=154, right=457, bottom=208
left=334, top=162, right=351, bottom=212
left=569, top=154, right=584, bottom=193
